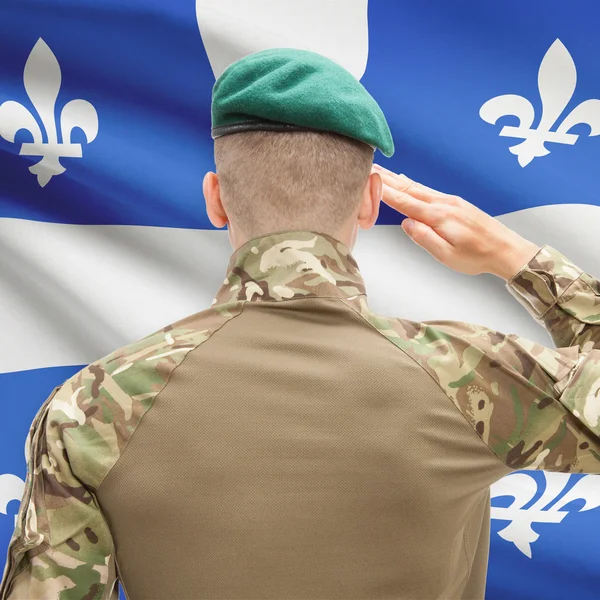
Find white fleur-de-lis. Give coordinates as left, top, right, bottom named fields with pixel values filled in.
left=0, top=38, right=99, bottom=187
left=0, top=473, right=25, bottom=527
left=480, top=39, right=600, bottom=167
left=491, top=472, right=600, bottom=558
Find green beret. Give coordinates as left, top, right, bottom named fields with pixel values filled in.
left=211, top=48, right=394, bottom=157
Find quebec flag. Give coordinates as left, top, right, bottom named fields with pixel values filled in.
left=1, top=1, right=600, bottom=598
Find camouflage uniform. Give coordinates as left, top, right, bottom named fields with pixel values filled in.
left=1, top=230, right=599, bottom=600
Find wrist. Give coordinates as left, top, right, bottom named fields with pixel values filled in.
left=489, top=237, right=541, bottom=281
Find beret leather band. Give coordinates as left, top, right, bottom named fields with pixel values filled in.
left=212, top=120, right=315, bottom=139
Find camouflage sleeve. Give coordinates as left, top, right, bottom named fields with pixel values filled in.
left=361, top=308, right=599, bottom=475
left=0, top=383, right=118, bottom=600
left=0, top=315, right=227, bottom=599
left=348, top=288, right=600, bottom=474
left=506, top=244, right=600, bottom=350
left=419, top=319, right=600, bottom=473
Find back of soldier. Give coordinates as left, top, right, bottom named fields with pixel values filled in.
left=3, top=47, right=600, bottom=600
left=98, top=294, right=507, bottom=600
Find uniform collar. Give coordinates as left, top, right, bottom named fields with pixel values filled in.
left=213, top=230, right=367, bottom=305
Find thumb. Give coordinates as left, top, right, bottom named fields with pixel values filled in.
left=402, top=219, right=453, bottom=263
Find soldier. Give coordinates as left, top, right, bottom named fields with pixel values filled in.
left=1, top=48, right=599, bottom=600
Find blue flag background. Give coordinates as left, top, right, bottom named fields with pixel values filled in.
left=1, top=1, right=600, bottom=598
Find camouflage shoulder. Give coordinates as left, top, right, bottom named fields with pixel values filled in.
left=48, top=301, right=244, bottom=489
left=1, top=303, right=244, bottom=599
left=341, top=296, right=600, bottom=472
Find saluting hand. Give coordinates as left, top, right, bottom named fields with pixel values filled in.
left=373, top=164, right=541, bottom=281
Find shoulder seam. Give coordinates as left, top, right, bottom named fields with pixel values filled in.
left=95, top=302, right=248, bottom=493
left=339, top=298, right=514, bottom=472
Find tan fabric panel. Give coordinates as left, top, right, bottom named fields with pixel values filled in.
left=461, top=493, right=493, bottom=600
left=99, top=298, right=510, bottom=600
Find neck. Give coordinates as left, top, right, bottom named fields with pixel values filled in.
left=228, top=220, right=358, bottom=252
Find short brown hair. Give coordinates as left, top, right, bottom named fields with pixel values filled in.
left=214, top=130, right=374, bottom=240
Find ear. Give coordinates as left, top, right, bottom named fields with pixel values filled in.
left=203, top=172, right=228, bottom=228
left=357, top=171, right=382, bottom=230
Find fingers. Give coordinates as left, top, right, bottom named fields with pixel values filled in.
left=373, top=164, right=447, bottom=203
left=382, top=181, right=452, bottom=227
left=372, top=165, right=413, bottom=191
left=402, top=218, right=454, bottom=262
left=382, top=183, right=435, bottom=222
left=375, top=169, right=437, bottom=203
left=374, top=164, right=462, bottom=232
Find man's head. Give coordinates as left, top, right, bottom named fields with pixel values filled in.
left=204, top=48, right=393, bottom=250
left=203, top=130, right=382, bottom=250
